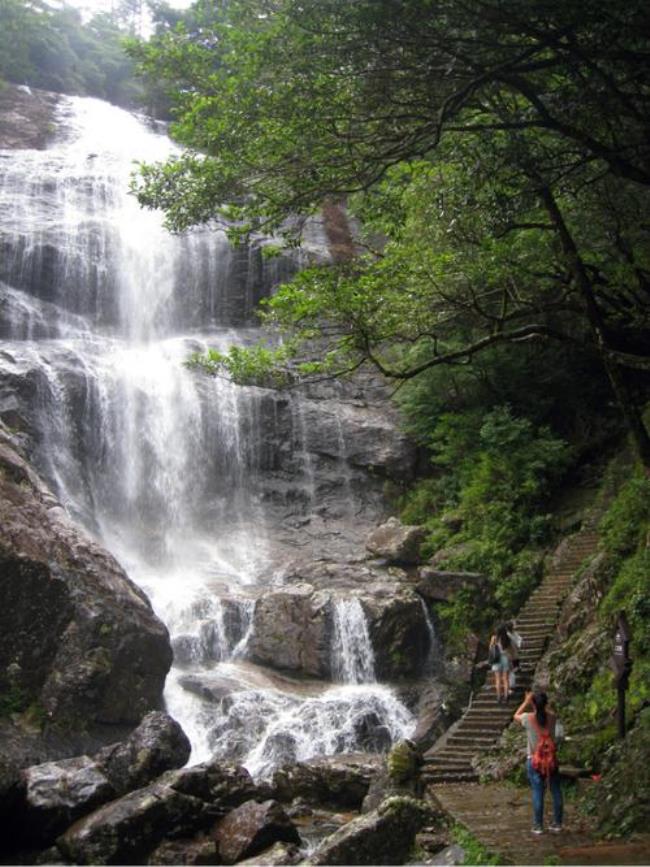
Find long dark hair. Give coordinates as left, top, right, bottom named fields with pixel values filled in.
left=532, top=691, right=548, bottom=728
left=497, top=625, right=511, bottom=649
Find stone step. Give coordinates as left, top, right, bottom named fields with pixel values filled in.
left=448, top=735, right=500, bottom=748
left=518, top=630, right=550, bottom=637
left=518, top=626, right=551, bottom=633
left=430, top=751, right=477, bottom=762
left=422, top=770, right=480, bottom=783
left=427, top=757, right=475, bottom=768
left=458, top=726, right=501, bottom=737
left=462, top=713, right=515, bottom=725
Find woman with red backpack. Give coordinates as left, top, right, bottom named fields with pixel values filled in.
left=514, top=690, right=564, bottom=835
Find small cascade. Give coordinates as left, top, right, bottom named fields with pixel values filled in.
left=169, top=596, right=255, bottom=667
left=292, top=396, right=316, bottom=508
left=331, top=598, right=376, bottom=684
left=418, top=597, right=441, bottom=675
left=332, top=406, right=356, bottom=513
left=244, top=685, right=414, bottom=779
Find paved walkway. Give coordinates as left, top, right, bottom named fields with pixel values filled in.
left=422, top=530, right=599, bottom=784
left=431, top=782, right=650, bottom=865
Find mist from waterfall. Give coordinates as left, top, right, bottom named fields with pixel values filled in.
left=0, top=94, right=415, bottom=773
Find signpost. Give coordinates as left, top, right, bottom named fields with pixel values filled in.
left=610, top=611, right=632, bottom=739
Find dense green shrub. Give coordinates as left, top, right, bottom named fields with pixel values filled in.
left=400, top=406, right=570, bottom=641
left=600, top=473, right=650, bottom=558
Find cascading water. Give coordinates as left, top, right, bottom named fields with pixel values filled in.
left=332, top=598, right=376, bottom=684
left=0, top=94, right=415, bottom=773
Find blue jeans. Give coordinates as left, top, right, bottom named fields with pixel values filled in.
left=527, top=758, right=563, bottom=828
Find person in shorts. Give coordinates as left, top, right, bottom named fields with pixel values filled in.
left=489, top=625, right=512, bottom=702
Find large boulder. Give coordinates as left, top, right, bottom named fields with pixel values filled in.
left=18, top=756, right=115, bottom=845
left=246, top=583, right=331, bottom=677
left=95, top=712, right=190, bottom=796
left=163, top=761, right=263, bottom=814
left=237, top=841, right=302, bottom=865
left=272, top=753, right=380, bottom=810
left=365, top=518, right=425, bottom=565
left=415, top=568, right=485, bottom=603
left=147, top=835, right=219, bottom=866
left=363, top=583, right=431, bottom=680
left=57, top=780, right=207, bottom=865
left=309, top=796, right=432, bottom=865
left=556, top=552, right=607, bottom=641
left=362, top=741, right=423, bottom=813
left=213, top=799, right=301, bottom=865
left=0, top=428, right=172, bottom=751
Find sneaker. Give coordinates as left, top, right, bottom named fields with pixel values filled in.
left=531, top=826, right=544, bottom=835
left=548, top=824, right=563, bottom=833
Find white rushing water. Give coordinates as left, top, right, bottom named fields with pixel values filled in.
left=0, top=95, right=414, bottom=774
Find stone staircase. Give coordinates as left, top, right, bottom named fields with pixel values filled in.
left=422, top=529, right=600, bottom=785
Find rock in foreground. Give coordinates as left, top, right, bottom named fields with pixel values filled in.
left=310, top=796, right=431, bottom=865
left=0, top=426, right=172, bottom=759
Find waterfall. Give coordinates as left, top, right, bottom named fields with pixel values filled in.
left=331, top=598, right=376, bottom=684
left=0, top=94, right=414, bottom=773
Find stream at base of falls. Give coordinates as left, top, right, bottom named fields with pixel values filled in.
left=0, top=94, right=417, bottom=776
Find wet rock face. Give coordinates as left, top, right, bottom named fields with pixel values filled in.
left=296, top=400, right=418, bottom=482
left=0, top=85, right=59, bottom=150
left=213, top=799, right=301, bottom=865
left=0, top=426, right=172, bottom=752
left=365, top=517, right=425, bottom=565
left=95, top=712, right=191, bottom=796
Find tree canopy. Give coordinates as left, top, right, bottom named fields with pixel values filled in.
left=0, top=0, right=197, bottom=110
left=130, top=0, right=650, bottom=464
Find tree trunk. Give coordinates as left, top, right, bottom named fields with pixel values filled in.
left=540, top=185, right=650, bottom=469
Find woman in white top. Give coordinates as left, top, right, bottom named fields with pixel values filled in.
left=514, top=690, right=564, bottom=835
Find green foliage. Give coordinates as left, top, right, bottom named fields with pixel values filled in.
left=187, top=343, right=294, bottom=388
left=600, top=473, right=650, bottom=559
left=450, top=824, right=505, bottom=866
left=0, top=0, right=146, bottom=107
left=0, top=684, right=29, bottom=717
left=561, top=462, right=650, bottom=800
left=598, top=468, right=650, bottom=655
left=400, top=407, right=569, bottom=641
left=579, top=707, right=650, bottom=837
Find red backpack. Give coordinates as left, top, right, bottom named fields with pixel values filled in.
left=530, top=715, right=558, bottom=778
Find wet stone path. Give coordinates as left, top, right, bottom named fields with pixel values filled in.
left=428, top=781, right=650, bottom=865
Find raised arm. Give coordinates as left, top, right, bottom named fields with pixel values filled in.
left=514, top=690, right=534, bottom=724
